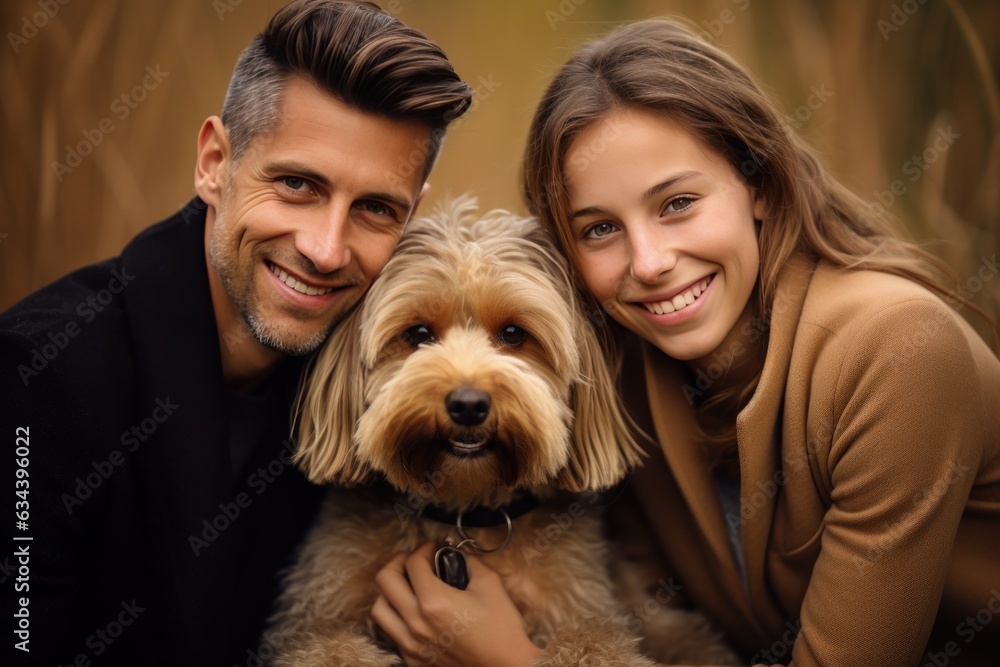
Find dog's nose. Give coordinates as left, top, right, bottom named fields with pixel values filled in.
left=445, top=387, right=491, bottom=426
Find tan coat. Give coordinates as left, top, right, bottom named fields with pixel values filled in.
left=619, top=255, right=1000, bottom=666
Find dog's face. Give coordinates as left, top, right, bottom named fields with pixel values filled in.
left=295, top=197, right=642, bottom=507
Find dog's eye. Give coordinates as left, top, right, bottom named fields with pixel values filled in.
left=402, top=324, right=435, bottom=347
left=497, top=324, right=526, bottom=347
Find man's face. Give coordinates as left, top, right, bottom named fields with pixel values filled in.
left=199, top=76, right=432, bottom=356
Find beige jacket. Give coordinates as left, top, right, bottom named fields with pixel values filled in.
left=619, top=255, right=1000, bottom=666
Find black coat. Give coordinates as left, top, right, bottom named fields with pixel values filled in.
left=1, top=198, right=325, bottom=666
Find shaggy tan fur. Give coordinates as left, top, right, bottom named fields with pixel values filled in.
left=267, top=198, right=739, bottom=666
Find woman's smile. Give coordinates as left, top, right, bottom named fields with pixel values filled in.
left=634, top=273, right=714, bottom=317
left=565, top=107, right=764, bottom=363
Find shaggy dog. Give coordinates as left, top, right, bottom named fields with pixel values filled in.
left=267, top=198, right=738, bottom=666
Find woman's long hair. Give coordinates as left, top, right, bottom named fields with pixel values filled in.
left=521, top=17, right=997, bottom=470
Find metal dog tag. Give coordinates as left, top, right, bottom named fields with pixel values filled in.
left=433, top=545, right=469, bottom=590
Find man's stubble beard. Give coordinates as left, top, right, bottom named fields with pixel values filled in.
left=207, top=202, right=342, bottom=357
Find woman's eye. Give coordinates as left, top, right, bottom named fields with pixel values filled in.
left=402, top=324, right=434, bottom=347
left=664, top=196, right=694, bottom=213
left=498, top=324, right=526, bottom=347
left=584, top=222, right=616, bottom=239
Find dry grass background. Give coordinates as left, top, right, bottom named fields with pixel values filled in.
left=1, top=0, right=998, bottom=338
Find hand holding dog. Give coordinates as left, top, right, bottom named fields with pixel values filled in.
left=373, top=542, right=542, bottom=667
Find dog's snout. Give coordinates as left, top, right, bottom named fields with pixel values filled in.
left=445, top=387, right=491, bottom=426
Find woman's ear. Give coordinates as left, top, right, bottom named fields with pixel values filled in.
left=752, top=187, right=767, bottom=221
left=292, top=306, right=371, bottom=485
left=194, top=116, right=230, bottom=207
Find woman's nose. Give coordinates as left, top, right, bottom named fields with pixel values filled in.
left=628, top=226, right=677, bottom=284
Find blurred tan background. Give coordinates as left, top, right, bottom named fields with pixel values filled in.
left=1, top=0, right=998, bottom=333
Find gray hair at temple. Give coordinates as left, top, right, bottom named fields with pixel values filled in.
left=221, top=0, right=472, bottom=179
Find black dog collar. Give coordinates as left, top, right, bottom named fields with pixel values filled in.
left=421, top=492, right=540, bottom=528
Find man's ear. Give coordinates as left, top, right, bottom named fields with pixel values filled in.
left=408, top=182, right=431, bottom=220
left=194, top=116, right=230, bottom=206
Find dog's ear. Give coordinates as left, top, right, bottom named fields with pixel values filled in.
left=557, top=306, right=646, bottom=492
left=292, top=306, right=371, bottom=485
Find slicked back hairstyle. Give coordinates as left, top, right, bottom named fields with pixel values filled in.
left=221, top=0, right=472, bottom=176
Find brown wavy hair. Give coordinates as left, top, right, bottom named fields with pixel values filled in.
left=222, top=0, right=472, bottom=175
left=521, top=17, right=997, bottom=470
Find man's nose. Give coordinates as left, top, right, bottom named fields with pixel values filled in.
left=296, top=207, right=351, bottom=275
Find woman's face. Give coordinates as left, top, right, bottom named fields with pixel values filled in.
left=564, top=108, right=764, bottom=365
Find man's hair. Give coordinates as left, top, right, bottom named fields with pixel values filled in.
left=221, top=0, right=472, bottom=177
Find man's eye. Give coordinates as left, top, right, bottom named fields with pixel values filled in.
left=402, top=324, right=435, bottom=347
left=584, top=222, right=615, bottom=239
left=360, top=200, right=394, bottom=218
left=497, top=324, right=526, bottom=347
left=281, top=177, right=308, bottom=191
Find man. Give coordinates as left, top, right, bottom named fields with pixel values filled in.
left=0, top=2, right=471, bottom=665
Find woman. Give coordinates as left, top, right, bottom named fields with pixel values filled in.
left=372, top=18, right=1000, bottom=666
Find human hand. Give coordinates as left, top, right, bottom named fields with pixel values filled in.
left=372, top=542, right=542, bottom=667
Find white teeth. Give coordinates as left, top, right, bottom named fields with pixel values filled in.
left=268, top=262, right=333, bottom=296
left=641, top=275, right=713, bottom=315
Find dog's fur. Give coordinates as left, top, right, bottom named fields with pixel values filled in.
left=267, top=198, right=739, bottom=666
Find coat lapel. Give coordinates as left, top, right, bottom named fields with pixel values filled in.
left=641, top=343, right=740, bottom=580
left=636, top=255, right=817, bottom=641
left=624, top=339, right=764, bottom=647
left=736, top=255, right=815, bottom=630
